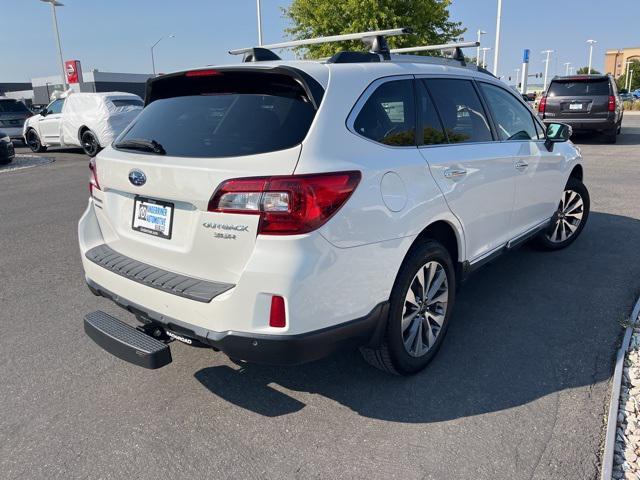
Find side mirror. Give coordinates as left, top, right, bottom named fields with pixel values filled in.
left=544, top=122, right=572, bottom=151
left=40, top=107, right=48, bottom=117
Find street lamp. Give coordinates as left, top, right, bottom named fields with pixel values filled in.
left=493, top=0, right=503, bottom=76
left=151, top=34, right=175, bottom=76
left=481, top=47, right=491, bottom=70
left=625, top=60, right=633, bottom=91
left=541, top=49, right=554, bottom=91
left=586, top=39, right=597, bottom=74
left=39, top=0, right=67, bottom=90
left=256, top=0, right=263, bottom=46
left=564, top=62, right=571, bottom=76
left=476, top=29, right=486, bottom=66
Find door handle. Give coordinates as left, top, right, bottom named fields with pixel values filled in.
left=444, top=168, right=467, bottom=179
left=515, top=161, right=529, bottom=170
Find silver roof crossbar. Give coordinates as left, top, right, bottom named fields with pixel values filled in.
left=390, top=41, right=479, bottom=54
left=229, top=28, right=412, bottom=56
left=390, top=41, right=479, bottom=66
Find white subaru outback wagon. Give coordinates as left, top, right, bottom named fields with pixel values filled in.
left=80, top=30, right=589, bottom=375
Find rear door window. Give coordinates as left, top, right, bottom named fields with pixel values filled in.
left=548, top=79, right=610, bottom=97
left=353, top=80, right=416, bottom=146
left=116, top=70, right=319, bottom=158
left=0, top=99, right=30, bottom=114
left=416, top=81, right=447, bottom=146
left=422, top=79, right=493, bottom=144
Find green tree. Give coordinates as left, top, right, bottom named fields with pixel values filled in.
left=282, top=0, right=465, bottom=58
left=616, top=60, right=640, bottom=92
left=576, top=66, right=601, bottom=74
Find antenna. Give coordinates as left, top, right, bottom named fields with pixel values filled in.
left=229, top=28, right=413, bottom=59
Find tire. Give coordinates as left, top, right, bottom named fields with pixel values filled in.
left=80, top=130, right=101, bottom=157
left=605, top=128, right=617, bottom=144
left=25, top=129, right=46, bottom=153
left=360, top=240, right=456, bottom=375
left=535, top=177, right=590, bottom=251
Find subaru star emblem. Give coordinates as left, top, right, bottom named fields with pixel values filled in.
left=128, top=169, right=146, bottom=187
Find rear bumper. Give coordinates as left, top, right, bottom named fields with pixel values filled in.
left=86, top=278, right=389, bottom=365
left=1, top=126, right=24, bottom=141
left=541, top=117, right=617, bottom=131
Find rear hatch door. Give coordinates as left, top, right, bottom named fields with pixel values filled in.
left=91, top=67, right=323, bottom=285
left=545, top=77, right=611, bottom=120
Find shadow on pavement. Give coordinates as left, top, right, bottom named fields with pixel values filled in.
left=195, top=211, right=640, bottom=421
left=572, top=122, right=640, bottom=146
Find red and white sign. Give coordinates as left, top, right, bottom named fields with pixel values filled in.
left=65, top=60, right=83, bottom=84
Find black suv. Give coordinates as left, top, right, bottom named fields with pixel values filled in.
left=539, top=74, right=623, bottom=143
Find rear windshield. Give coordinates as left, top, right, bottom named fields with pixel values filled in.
left=116, top=71, right=319, bottom=158
left=110, top=99, right=143, bottom=108
left=0, top=99, right=30, bottom=113
left=548, top=79, right=610, bottom=97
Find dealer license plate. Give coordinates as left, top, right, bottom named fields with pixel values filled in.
left=132, top=197, right=174, bottom=239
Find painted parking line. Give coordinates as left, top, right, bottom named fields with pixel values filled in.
left=0, top=155, right=55, bottom=173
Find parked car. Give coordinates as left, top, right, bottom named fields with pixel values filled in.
left=0, top=131, right=15, bottom=164
left=538, top=74, right=623, bottom=143
left=80, top=34, right=588, bottom=375
left=23, top=92, right=143, bottom=156
left=522, top=93, right=535, bottom=108
left=0, top=97, right=32, bottom=144
left=620, top=92, right=634, bottom=102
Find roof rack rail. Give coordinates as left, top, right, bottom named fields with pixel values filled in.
left=229, top=28, right=412, bottom=61
left=390, top=41, right=479, bottom=66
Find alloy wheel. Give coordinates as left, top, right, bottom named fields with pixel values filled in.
left=401, top=261, right=449, bottom=357
left=547, top=188, right=584, bottom=243
left=82, top=132, right=99, bottom=157
left=27, top=131, right=40, bottom=151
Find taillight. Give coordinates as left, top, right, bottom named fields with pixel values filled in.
left=608, top=95, right=616, bottom=112
left=538, top=95, right=547, bottom=114
left=208, top=171, right=361, bottom=235
left=269, top=296, right=286, bottom=328
left=185, top=69, right=222, bottom=77
left=89, top=158, right=100, bottom=196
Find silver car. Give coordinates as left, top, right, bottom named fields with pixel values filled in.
left=0, top=98, right=32, bottom=143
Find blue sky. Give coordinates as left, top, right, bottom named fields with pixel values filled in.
left=3, top=0, right=637, bottom=83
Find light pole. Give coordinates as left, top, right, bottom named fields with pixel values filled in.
left=256, top=0, right=263, bottom=45
left=542, top=49, right=554, bottom=91
left=151, top=34, right=175, bottom=76
left=493, top=0, right=503, bottom=75
left=40, top=0, right=67, bottom=90
left=481, top=47, right=491, bottom=69
left=564, top=62, right=571, bottom=75
left=476, top=29, right=486, bottom=65
left=586, top=39, right=597, bottom=74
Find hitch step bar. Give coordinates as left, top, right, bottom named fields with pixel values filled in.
left=84, top=311, right=172, bottom=369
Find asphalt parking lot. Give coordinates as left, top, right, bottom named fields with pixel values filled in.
left=1, top=116, right=639, bottom=480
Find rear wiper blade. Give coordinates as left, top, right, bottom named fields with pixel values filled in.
left=115, top=138, right=166, bottom=155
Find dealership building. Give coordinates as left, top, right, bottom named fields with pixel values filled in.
left=2, top=60, right=153, bottom=106
left=605, top=47, right=640, bottom=78
left=32, top=67, right=153, bottom=105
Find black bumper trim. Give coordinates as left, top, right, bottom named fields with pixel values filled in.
left=85, top=244, right=234, bottom=303
left=86, top=278, right=389, bottom=366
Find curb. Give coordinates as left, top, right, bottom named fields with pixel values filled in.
left=602, top=297, right=640, bottom=480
